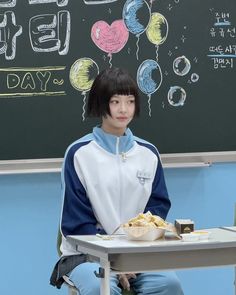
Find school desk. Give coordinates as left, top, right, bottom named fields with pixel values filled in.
left=68, top=227, right=236, bottom=295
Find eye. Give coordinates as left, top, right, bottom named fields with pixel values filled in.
left=110, top=100, right=119, bottom=104
left=128, top=99, right=135, bottom=104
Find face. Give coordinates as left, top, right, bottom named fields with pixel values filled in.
left=101, top=94, right=135, bottom=136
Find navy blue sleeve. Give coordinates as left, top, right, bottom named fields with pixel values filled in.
left=61, top=143, right=106, bottom=237
left=144, top=149, right=171, bottom=220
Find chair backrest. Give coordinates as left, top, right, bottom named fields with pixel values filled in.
left=57, top=228, right=78, bottom=294
left=57, top=227, right=62, bottom=256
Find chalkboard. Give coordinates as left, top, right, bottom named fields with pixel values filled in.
left=0, top=0, right=236, bottom=162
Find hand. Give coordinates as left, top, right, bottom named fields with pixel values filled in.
left=118, top=273, right=136, bottom=290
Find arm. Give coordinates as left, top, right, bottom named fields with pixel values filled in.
left=60, top=144, right=106, bottom=237
left=144, top=153, right=171, bottom=220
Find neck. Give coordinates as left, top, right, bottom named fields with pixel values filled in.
left=101, top=125, right=126, bottom=137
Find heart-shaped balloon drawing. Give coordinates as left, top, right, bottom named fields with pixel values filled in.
left=91, top=20, right=129, bottom=55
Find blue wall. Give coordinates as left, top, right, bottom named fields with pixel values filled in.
left=0, top=162, right=236, bottom=295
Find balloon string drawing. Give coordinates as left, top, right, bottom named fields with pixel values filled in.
left=147, top=94, right=152, bottom=116
left=69, top=58, right=99, bottom=121
left=155, top=45, right=159, bottom=61
left=123, top=0, right=151, bottom=60
left=107, top=54, right=112, bottom=68
left=135, top=36, right=140, bottom=61
left=82, top=92, right=87, bottom=120
left=91, top=20, right=129, bottom=67
left=149, top=0, right=156, bottom=10
left=137, top=59, right=163, bottom=117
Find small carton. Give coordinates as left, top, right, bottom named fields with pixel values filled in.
left=175, top=219, right=194, bottom=235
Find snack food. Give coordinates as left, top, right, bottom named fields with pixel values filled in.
left=122, top=211, right=167, bottom=241
left=123, top=211, right=167, bottom=228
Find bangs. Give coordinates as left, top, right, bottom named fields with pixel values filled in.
left=106, top=74, right=139, bottom=98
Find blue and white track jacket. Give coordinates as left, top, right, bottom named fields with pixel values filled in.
left=60, top=126, right=171, bottom=255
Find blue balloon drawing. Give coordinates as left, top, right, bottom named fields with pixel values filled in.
left=137, top=59, right=163, bottom=116
left=123, top=0, right=150, bottom=59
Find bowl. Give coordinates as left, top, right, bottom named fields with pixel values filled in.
left=122, top=226, right=165, bottom=241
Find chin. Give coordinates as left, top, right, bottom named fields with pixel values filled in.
left=116, top=121, right=128, bottom=128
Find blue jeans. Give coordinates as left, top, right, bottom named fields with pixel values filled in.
left=69, top=262, right=184, bottom=295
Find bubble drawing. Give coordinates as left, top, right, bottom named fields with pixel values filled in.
left=167, top=86, right=186, bottom=107
left=146, top=12, right=169, bottom=60
left=173, top=55, right=191, bottom=76
left=91, top=20, right=129, bottom=67
left=137, top=59, right=163, bottom=116
left=191, top=73, right=199, bottom=83
left=123, top=0, right=151, bottom=60
left=69, top=58, right=99, bottom=121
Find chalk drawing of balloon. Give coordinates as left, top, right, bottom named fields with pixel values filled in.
left=173, top=55, right=191, bottom=76
left=123, top=0, right=151, bottom=60
left=146, top=12, right=169, bottom=61
left=91, top=20, right=129, bottom=67
left=167, top=86, right=186, bottom=107
left=69, top=58, right=99, bottom=121
left=137, top=59, right=163, bottom=116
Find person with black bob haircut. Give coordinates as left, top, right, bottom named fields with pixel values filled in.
left=55, top=67, right=184, bottom=295
left=87, top=67, right=140, bottom=118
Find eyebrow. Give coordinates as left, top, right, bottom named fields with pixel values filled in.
left=112, top=95, right=135, bottom=98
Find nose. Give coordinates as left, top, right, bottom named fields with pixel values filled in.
left=119, top=101, right=127, bottom=113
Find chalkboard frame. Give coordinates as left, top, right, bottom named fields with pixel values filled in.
left=1, top=151, right=236, bottom=174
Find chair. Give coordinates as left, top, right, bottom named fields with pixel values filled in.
left=56, top=229, right=77, bottom=294
left=57, top=229, right=135, bottom=295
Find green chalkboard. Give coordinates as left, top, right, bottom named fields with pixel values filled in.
left=0, top=0, right=236, bottom=161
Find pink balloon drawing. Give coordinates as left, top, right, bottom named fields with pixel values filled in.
left=91, top=20, right=129, bottom=67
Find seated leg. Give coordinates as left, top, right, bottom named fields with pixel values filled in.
left=131, top=271, right=184, bottom=295
left=69, top=262, right=122, bottom=295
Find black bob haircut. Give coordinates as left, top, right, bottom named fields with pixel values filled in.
left=86, top=67, right=140, bottom=117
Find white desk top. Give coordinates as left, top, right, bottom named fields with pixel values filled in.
left=68, top=227, right=236, bottom=254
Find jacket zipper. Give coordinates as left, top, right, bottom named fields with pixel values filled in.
left=116, top=137, right=123, bottom=220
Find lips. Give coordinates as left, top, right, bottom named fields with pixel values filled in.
left=117, top=117, right=128, bottom=120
